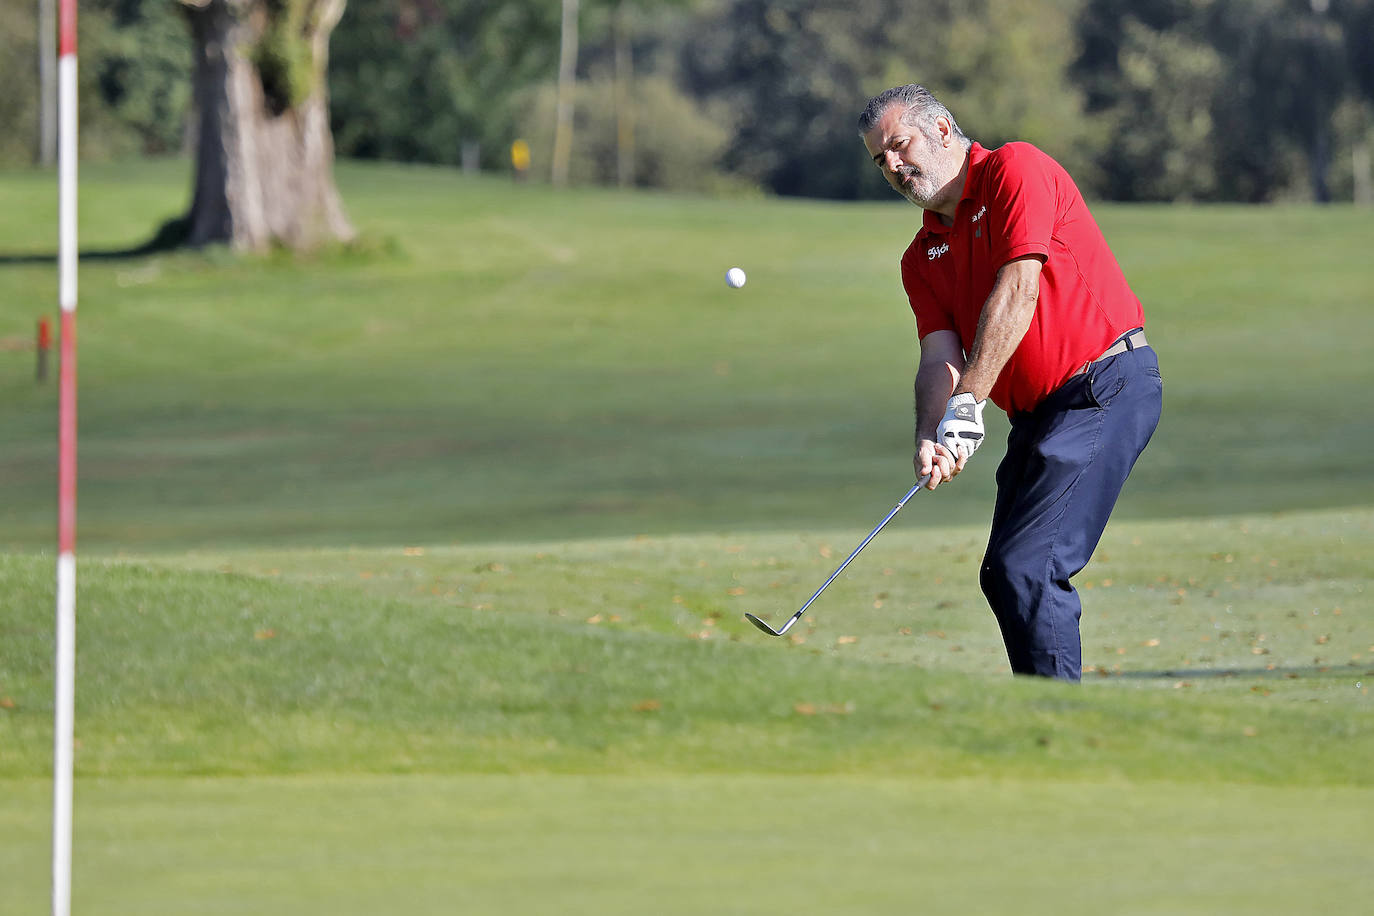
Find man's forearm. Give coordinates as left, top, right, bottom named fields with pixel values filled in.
left=955, top=259, right=1040, bottom=401
left=915, top=360, right=958, bottom=442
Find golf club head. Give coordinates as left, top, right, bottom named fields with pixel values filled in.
left=741, top=615, right=785, bottom=637
left=744, top=480, right=928, bottom=641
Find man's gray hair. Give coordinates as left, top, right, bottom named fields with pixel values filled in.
left=858, top=84, right=970, bottom=149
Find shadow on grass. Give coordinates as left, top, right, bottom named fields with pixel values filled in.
left=1105, top=663, right=1372, bottom=681
left=0, top=217, right=189, bottom=265
left=0, top=223, right=401, bottom=269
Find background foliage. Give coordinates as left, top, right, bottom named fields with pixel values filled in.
left=5, top=0, right=1374, bottom=202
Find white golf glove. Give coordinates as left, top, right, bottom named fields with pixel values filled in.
left=937, top=393, right=986, bottom=462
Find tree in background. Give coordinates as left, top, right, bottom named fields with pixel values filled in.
left=523, top=0, right=723, bottom=191
left=518, top=73, right=731, bottom=192
left=679, top=0, right=899, bottom=199
left=60, top=0, right=356, bottom=246
left=14, top=0, right=1372, bottom=205
left=1256, top=1, right=1347, bottom=203
left=552, top=0, right=580, bottom=186
left=892, top=0, right=1097, bottom=189
left=3, top=0, right=183, bottom=167
left=38, top=0, right=58, bottom=165
left=1075, top=0, right=1373, bottom=202
left=328, top=0, right=558, bottom=170
left=611, top=0, right=635, bottom=187
left=1, top=3, right=42, bottom=166
left=91, top=0, right=192, bottom=156
left=597, top=0, right=702, bottom=189
left=173, top=0, right=353, bottom=250
left=676, top=0, right=1096, bottom=200
left=1341, top=0, right=1374, bottom=203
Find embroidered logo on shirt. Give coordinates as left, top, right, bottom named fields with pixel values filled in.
left=927, top=242, right=950, bottom=261
left=971, top=205, right=987, bottom=238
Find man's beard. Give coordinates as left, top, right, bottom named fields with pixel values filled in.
left=897, top=166, right=943, bottom=207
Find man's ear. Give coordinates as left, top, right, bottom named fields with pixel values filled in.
left=935, top=116, right=954, bottom=148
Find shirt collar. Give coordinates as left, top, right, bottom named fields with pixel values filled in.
left=919, top=141, right=990, bottom=235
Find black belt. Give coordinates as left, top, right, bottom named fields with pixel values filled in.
left=1071, top=329, right=1147, bottom=377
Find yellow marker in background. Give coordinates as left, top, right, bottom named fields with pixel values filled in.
left=511, top=139, right=531, bottom=181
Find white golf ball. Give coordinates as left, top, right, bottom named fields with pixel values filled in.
left=725, top=267, right=747, bottom=289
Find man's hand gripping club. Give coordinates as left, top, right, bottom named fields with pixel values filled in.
left=937, top=393, right=986, bottom=462
left=915, top=393, right=986, bottom=490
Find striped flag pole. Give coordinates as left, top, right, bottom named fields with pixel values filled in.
left=53, top=0, right=78, bottom=913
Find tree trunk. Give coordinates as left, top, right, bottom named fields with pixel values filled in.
left=551, top=0, right=578, bottom=187
left=180, top=0, right=353, bottom=251
left=613, top=0, right=635, bottom=189
left=37, top=0, right=57, bottom=165
left=1354, top=137, right=1372, bottom=207
left=1309, top=124, right=1331, bottom=204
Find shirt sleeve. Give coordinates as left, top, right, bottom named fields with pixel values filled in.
left=901, top=244, right=954, bottom=339
left=983, top=144, right=1055, bottom=269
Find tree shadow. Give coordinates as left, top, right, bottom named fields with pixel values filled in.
left=0, top=217, right=189, bottom=266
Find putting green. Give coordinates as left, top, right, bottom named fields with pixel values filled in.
left=2, top=775, right=1370, bottom=914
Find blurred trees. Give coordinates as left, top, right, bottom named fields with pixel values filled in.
left=519, top=73, right=731, bottom=192
left=3, top=0, right=189, bottom=162
left=1, top=2, right=41, bottom=166
left=89, top=0, right=193, bottom=156
left=1075, top=0, right=1374, bottom=202
left=879, top=0, right=1098, bottom=193
left=10, top=0, right=1374, bottom=203
left=677, top=0, right=894, bottom=199
left=328, top=1, right=559, bottom=169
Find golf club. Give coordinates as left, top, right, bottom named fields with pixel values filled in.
left=744, top=476, right=930, bottom=637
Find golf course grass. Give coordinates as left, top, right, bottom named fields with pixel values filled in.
left=1, top=159, right=1371, bottom=913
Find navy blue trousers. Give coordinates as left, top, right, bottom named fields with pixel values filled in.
left=980, top=344, right=1163, bottom=682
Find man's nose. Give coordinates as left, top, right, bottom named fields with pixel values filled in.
left=882, top=149, right=902, bottom=172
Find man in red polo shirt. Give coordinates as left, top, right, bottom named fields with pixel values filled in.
left=858, top=84, right=1163, bottom=682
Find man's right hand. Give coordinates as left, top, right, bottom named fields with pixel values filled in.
left=915, top=438, right=957, bottom=490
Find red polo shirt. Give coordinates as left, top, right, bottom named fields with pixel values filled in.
left=901, top=141, right=1144, bottom=415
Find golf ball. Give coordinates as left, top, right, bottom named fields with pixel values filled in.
left=725, top=267, right=747, bottom=289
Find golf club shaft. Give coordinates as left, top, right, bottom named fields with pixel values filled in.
left=773, top=478, right=928, bottom=634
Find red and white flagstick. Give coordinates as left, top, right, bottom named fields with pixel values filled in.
left=53, top=0, right=78, bottom=913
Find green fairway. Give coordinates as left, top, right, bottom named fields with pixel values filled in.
left=2, top=513, right=1371, bottom=782
left=2, top=161, right=1372, bottom=550
left=1, top=160, right=1372, bottom=912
